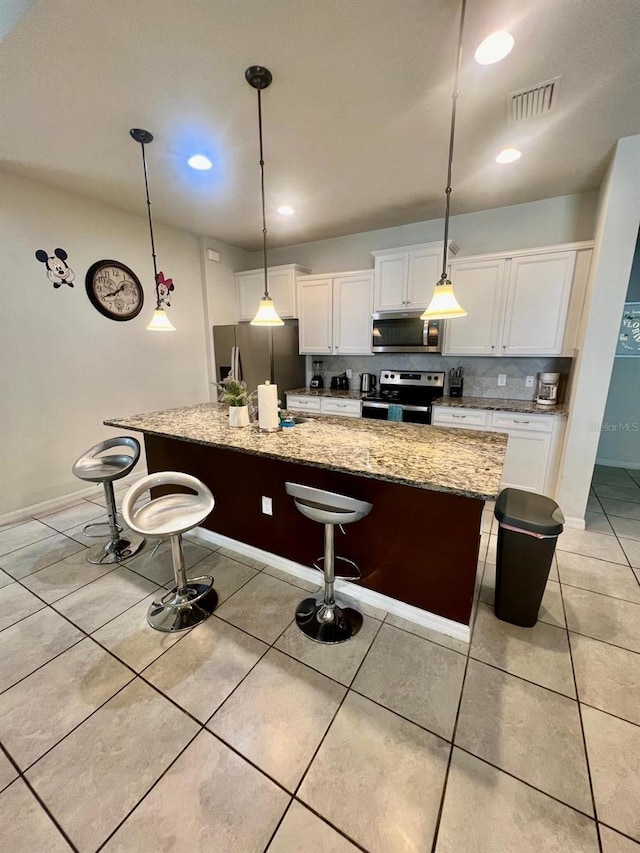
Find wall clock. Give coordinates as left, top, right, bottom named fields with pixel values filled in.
left=85, top=260, right=144, bottom=321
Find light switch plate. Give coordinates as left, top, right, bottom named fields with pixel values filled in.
left=497, top=374, right=507, bottom=387
left=525, top=375, right=535, bottom=387
left=261, top=496, right=273, bottom=516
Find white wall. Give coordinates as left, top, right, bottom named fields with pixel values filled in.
left=0, top=170, right=210, bottom=515
left=248, top=192, right=597, bottom=271
left=200, top=237, right=253, bottom=399
left=556, top=136, right=640, bottom=523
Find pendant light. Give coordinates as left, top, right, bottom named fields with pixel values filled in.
left=130, top=128, right=176, bottom=332
left=245, top=66, right=284, bottom=328
left=421, top=0, right=468, bottom=321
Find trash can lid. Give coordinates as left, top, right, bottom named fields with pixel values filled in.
left=494, top=488, right=565, bottom=536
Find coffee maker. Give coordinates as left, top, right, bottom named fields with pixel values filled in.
left=310, top=360, right=324, bottom=389
left=536, top=372, right=561, bottom=406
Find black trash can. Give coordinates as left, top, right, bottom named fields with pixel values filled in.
left=493, top=488, right=565, bottom=627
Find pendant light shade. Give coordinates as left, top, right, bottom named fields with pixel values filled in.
left=245, top=65, right=283, bottom=328
left=421, top=0, right=468, bottom=322
left=251, top=296, right=284, bottom=326
left=146, top=308, right=176, bottom=331
left=130, top=128, right=176, bottom=332
left=421, top=277, right=467, bottom=319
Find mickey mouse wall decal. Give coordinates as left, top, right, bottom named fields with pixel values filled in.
left=35, top=248, right=75, bottom=288
left=155, top=271, right=175, bottom=307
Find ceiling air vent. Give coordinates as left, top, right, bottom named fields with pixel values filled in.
left=508, top=77, right=561, bottom=123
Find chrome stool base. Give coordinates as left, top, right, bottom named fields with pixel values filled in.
left=147, top=576, right=217, bottom=633
left=295, top=595, right=363, bottom=644
left=82, top=519, right=123, bottom=538
left=86, top=533, right=145, bottom=565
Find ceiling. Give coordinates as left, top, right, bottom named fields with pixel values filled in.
left=1, top=0, right=639, bottom=250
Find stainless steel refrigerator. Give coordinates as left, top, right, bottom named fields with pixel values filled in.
left=212, top=320, right=306, bottom=394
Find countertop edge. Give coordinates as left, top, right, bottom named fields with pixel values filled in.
left=104, top=413, right=502, bottom=502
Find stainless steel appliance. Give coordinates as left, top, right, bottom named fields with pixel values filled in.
left=371, top=310, right=440, bottom=353
left=360, top=372, right=377, bottom=393
left=212, top=320, right=305, bottom=393
left=362, top=370, right=445, bottom=424
left=310, top=360, right=324, bottom=390
left=536, top=372, right=561, bottom=406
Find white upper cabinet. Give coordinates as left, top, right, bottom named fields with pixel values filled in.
left=442, top=244, right=590, bottom=357
left=372, top=242, right=457, bottom=311
left=297, top=271, right=374, bottom=355
left=333, top=273, right=375, bottom=355
left=501, top=252, right=576, bottom=355
left=443, top=258, right=507, bottom=356
left=297, top=278, right=333, bottom=354
left=235, top=264, right=311, bottom=321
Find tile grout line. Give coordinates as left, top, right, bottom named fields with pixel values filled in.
left=557, top=569, right=603, bottom=853
left=0, top=742, right=81, bottom=853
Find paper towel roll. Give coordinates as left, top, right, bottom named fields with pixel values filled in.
left=258, top=382, right=279, bottom=431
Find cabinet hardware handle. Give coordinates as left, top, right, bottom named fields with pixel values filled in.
left=513, top=419, right=530, bottom=424
left=452, top=414, right=466, bottom=418
left=491, top=345, right=495, bottom=350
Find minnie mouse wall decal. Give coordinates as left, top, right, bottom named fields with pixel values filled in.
left=155, top=271, right=175, bottom=307
left=35, top=248, right=75, bottom=288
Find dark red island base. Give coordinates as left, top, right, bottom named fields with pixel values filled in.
left=145, top=434, right=483, bottom=626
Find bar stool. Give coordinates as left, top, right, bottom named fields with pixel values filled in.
left=285, top=482, right=372, bottom=644
left=122, top=471, right=217, bottom=632
left=72, top=437, right=145, bottom=564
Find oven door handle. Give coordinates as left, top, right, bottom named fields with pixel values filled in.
left=362, top=401, right=390, bottom=410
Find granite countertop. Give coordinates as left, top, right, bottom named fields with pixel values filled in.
left=286, top=387, right=364, bottom=401
left=433, top=395, right=569, bottom=417
left=105, top=403, right=507, bottom=501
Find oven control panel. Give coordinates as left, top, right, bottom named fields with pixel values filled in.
left=379, top=371, right=445, bottom=388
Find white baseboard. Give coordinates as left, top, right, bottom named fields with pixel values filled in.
left=194, top=527, right=471, bottom=645
left=0, top=472, right=147, bottom=528
left=564, top=515, right=586, bottom=530
left=595, top=457, right=640, bottom=471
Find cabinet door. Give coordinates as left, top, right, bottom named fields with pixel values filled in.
left=500, top=430, right=552, bottom=493
left=406, top=247, right=443, bottom=308
left=267, top=268, right=296, bottom=318
left=334, top=273, right=374, bottom=355
left=442, top=259, right=507, bottom=355
left=374, top=253, right=409, bottom=310
left=297, top=279, right=333, bottom=354
left=237, top=269, right=296, bottom=320
left=501, top=252, right=576, bottom=355
left=236, top=271, right=265, bottom=321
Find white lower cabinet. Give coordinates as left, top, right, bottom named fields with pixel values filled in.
left=432, top=407, right=566, bottom=496
left=286, top=394, right=361, bottom=418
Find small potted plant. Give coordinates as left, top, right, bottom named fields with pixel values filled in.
left=216, top=376, right=256, bottom=428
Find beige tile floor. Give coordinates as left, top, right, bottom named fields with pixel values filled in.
left=0, top=468, right=639, bottom=852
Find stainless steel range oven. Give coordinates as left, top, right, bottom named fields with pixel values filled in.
left=361, top=370, right=445, bottom=424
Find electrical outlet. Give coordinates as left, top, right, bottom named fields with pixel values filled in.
left=525, top=375, right=535, bottom=388
left=345, top=368, right=352, bottom=379
left=497, top=374, right=507, bottom=387
left=261, top=496, right=273, bottom=516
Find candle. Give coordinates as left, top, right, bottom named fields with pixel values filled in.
left=258, top=382, right=279, bottom=431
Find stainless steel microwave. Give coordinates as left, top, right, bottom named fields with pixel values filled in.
left=371, top=310, right=441, bottom=353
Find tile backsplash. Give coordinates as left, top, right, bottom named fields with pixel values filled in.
left=306, top=355, right=573, bottom=401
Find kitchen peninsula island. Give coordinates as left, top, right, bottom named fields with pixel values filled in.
left=105, top=403, right=507, bottom=640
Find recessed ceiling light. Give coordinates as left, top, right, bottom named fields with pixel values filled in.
left=187, top=154, right=212, bottom=170
left=277, top=204, right=295, bottom=216
left=496, top=148, right=522, bottom=164
left=474, top=31, right=514, bottom=65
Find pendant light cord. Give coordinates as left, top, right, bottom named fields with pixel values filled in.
left=139, top=141, right=161, bottom=308
left=440, top=0, right=467, bottom=282
left=257, top=87, right=269, bottom=300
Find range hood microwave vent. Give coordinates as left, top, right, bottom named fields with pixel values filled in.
left=508, top=77, right=561, bottom=123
